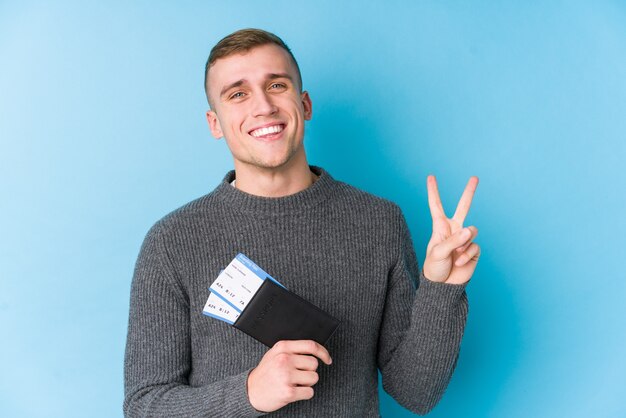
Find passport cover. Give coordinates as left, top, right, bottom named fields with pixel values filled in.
left=233, top=278, right=340, bottom=347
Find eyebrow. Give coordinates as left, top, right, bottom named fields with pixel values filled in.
left=267, top=73, right=293, bottom=83
left=219, top=73, right=294, bottom=98
left=220, top=79, right=246, bottom=98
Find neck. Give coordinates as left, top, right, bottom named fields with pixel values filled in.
left=232, top=156, right=317, bottom=198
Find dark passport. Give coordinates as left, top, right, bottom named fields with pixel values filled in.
left=233, top=278, right=340, bottom=348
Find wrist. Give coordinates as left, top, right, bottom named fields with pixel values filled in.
left=246, top=367, right=269, bottom=414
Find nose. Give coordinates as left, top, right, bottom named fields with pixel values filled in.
left=251, top=90, right=278, bottom=117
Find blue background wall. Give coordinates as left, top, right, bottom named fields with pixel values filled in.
left=1, top=1, right=625, bottom=417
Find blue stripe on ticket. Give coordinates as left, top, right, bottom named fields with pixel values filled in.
left=201, top=310, right=235, bottom=325
left=236, top=253, right=285, bottom=288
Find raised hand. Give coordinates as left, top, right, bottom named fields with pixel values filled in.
left=422, top=175, right=480, bottom=285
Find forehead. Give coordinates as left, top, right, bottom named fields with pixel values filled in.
left=208, top=44, right=298, bottom=89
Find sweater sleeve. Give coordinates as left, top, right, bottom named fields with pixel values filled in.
left=376, top=208, right=469, bottom=415
left=123, top=224, right=265, bottom=418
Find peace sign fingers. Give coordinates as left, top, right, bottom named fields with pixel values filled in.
left=423, top=174, right=481, bottom=284
left=427, top=175, right=446, bottom=220
left=452, top=176, right=479, bottom=225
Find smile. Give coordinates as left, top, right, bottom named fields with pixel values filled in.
left=249, top=124, right=284, bottom=138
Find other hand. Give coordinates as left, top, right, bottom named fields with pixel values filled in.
left=247, top=340, right=332, bottom=413
left=422, top=175, right=480, bottom=285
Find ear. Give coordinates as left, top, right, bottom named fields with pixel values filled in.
left=206, top=110, right=223, bottom=139
left=301, top=91, right=313, bottom=121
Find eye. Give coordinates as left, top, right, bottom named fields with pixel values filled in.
left=270, top=82, right=287, bottom=90
left=229, top=91, right=245, bottom=100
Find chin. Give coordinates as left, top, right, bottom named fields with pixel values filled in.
left=254, top=154, right=296, bottom=169
left=257, top=160, right=291, bottom=169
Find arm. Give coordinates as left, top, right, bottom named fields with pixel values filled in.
left=123, top=224, right=262, bottom=418
left=378, top=175, right=480, bottom=414
left=377, top=208, right=468, bottom=415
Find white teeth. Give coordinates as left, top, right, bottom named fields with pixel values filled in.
left=250, top=124, right=283, bottom=138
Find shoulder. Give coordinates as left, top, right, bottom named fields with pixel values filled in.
left=324, top=176, right=409, bottom=242
left=144, top=188, right=224, bottom=242
left=329, top=178, right=404, bottom=220
left=325, top=176, right=413, bottom=269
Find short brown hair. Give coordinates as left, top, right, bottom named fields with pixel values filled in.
left=204, top=28, right=303, bottom=107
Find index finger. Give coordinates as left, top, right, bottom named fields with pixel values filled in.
left=427, top=175, right=446, bottom=219
left=272, top=340, right=332, bottom=365
left=452, top=176, right=479, bottom=225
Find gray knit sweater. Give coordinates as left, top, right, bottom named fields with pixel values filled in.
left=124, top=166, right=468, bottom=417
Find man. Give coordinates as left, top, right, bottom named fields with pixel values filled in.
left=124, top=28, right=480, bottom=417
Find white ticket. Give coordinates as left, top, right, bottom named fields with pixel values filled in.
left=204, top=253, right=285, bottom=325
left=202, top=291, right=240, bottom=324
left=209, top=254, right=272, bottom=312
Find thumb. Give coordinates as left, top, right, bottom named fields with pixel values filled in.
left=430, top=227, right=473, bottom=261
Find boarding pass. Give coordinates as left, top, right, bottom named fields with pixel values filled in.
left=203, top=253, right=283, bottom=324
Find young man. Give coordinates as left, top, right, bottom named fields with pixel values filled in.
left=124, top=29, right=480, bottom=417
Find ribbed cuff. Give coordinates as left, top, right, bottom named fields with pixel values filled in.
left=219, top=368, right=268, bottom=417
left=415, top=270, right=468, bottom=311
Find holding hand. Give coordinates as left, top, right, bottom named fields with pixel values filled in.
left=247, top=340, right=332, bottom=413
left=423, top=175, right=480, bottom=285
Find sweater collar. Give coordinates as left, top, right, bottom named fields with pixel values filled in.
left=213, top=166, right=334, bottom=214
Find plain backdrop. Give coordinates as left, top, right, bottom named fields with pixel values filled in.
left=1, top=1, right=625, bottom=417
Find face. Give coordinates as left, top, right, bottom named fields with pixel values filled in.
left=205, top=44, right=312, bottom=172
